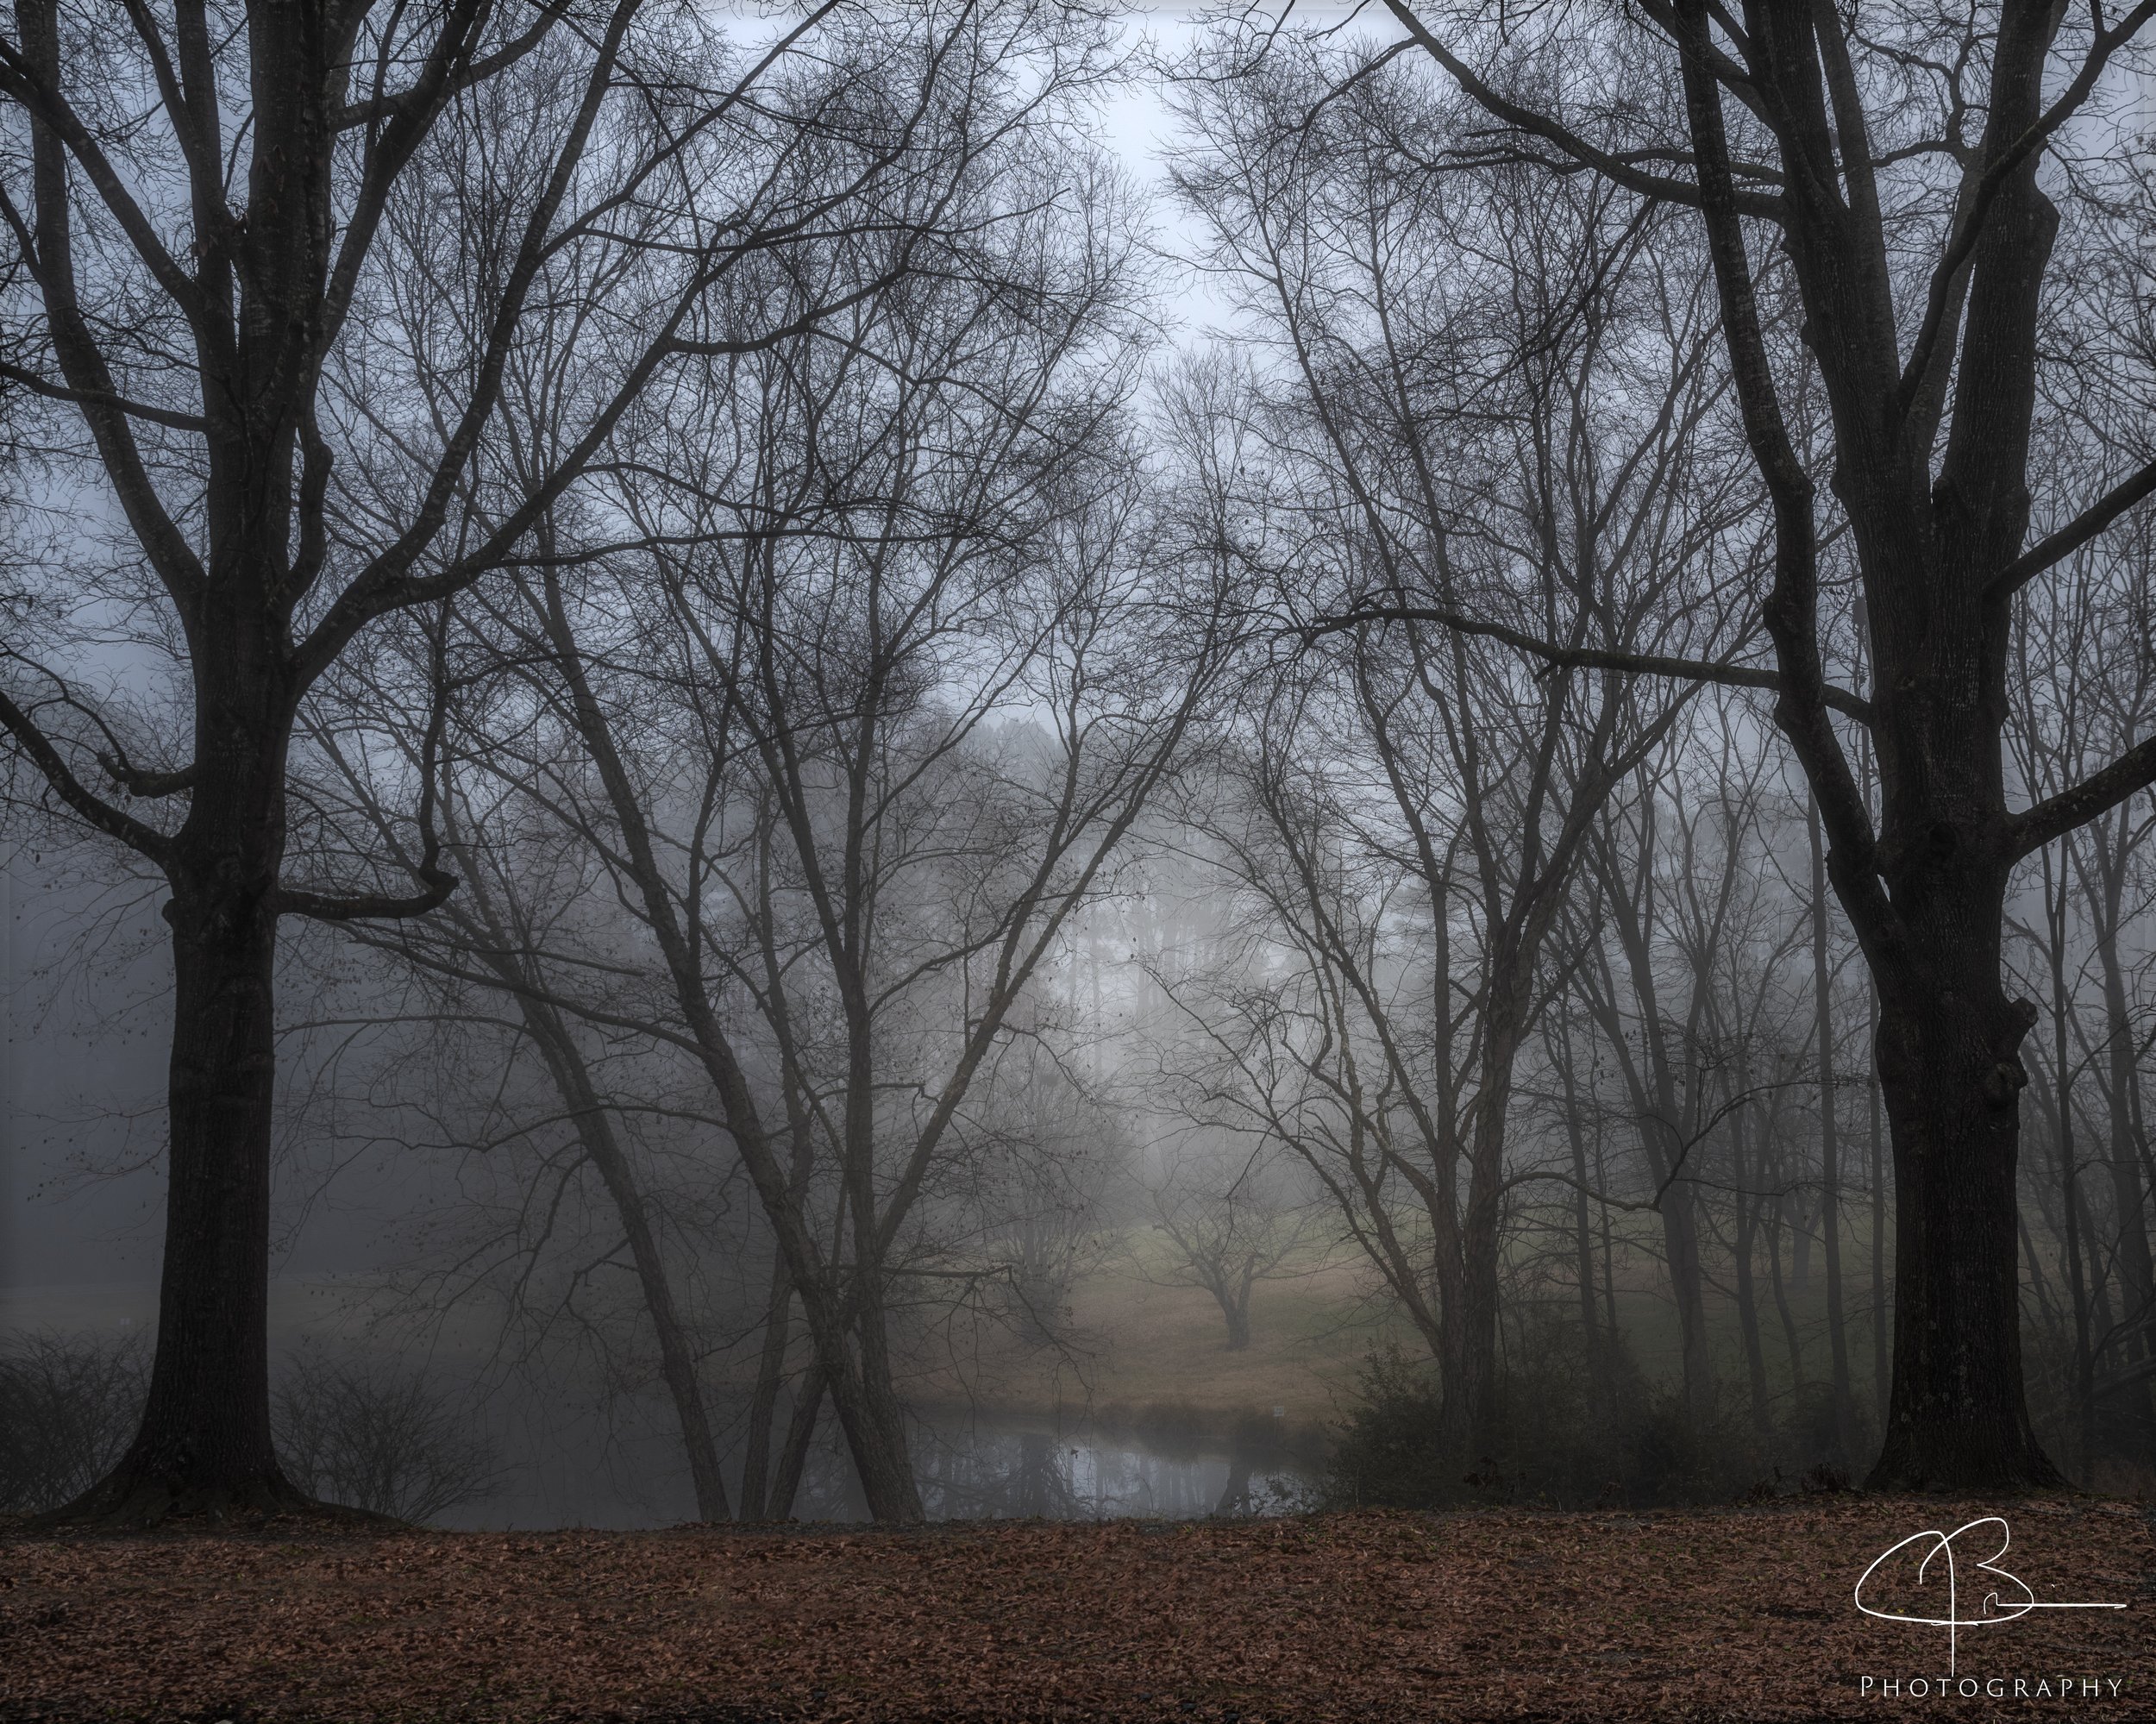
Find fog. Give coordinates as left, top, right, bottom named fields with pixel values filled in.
left=4, top=3, right=2155, bottom=1531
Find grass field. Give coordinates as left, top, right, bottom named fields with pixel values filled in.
left=903, top=1213, right=1905, bottom=1452
left=906, top=1237, right=1401, bottom=1440
left=3, top=1213, right=1906, bottom=1454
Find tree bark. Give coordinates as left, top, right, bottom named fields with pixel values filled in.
left=523, top=1010, right=730, bottom=1522
left=60, top=846, right=305, bottom=1520
left=1223, top=1294, right=1252, bottom=1353
left=1868, top=914, right=2055, bottom=1485
left=737, top=1260, right=793, bottom=1521
left=1729, top=1088, right=1773, bottom=1443
left=2086, top=829, right=2156, bottom=1443
left=1808, top=799, right=1858, bottom=1461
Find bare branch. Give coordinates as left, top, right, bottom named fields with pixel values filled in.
left=1895, top=0, right=2156, bottom=424
left=0, top=686, right=171, bottom=861
left=1990, top=454, right=2156, bottom=599
left=2011, top=735, right=2156, bottom=861
left=96, top=754, right=197, bottom=798
left=1304, top=602, right=1875, bottom=725
left=1382, top=2, right=1784, bottom=220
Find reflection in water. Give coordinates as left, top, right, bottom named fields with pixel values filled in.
left=815, top=1421, right=1313, bottom=1523
left=441, top=1382, right=1312, bottom=1530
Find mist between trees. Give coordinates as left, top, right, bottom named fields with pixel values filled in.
left=3, top=3, right=2156, bottom=1528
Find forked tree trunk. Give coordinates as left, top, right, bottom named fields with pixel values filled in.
left=524, top=1011, right=730, bottom=1521
left=737, top=1261, right=793, bottom=1521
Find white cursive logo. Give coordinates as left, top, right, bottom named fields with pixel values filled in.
left=1853, top=1516, right=2127, bottom=1675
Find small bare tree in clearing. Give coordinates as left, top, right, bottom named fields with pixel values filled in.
left=1140, top=1129, right=1314, bottom=1353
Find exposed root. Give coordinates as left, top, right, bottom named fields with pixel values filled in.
left=21, top=1468, right=404, bottom=1537
left=1863, top=1447, right=2070, bottom=1495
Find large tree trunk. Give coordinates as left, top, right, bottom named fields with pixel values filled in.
left=1868, top=925, right=2058, bottom=1487
left=57, top=739, right=306, bottom=1520
left=1210, top=1270, right=1254, bottom=1351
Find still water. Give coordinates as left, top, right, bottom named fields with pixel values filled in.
left=441, top=1400, right=1314, bottom=1530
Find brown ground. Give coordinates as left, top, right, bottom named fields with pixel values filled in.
left=1, top=1498, right=2149, bottom=1722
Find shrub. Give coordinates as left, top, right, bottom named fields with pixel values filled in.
left=273, top=1350, right=503, bottom=1524
left=1320, top=1345, right=1454, bottom=1509
left=1322, top=1320, right=1762, bottom=1510
left=0, top=1330, right=148, bottom=1514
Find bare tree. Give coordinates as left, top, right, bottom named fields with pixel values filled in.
left=0, top=0, right=952, bottom=1520
left=1163, top=41, right=1754, bottom=1457
left=1384, top=0, right=2156, bottom=1488
left=1139, top=1128, right=1313, bottom=1352
left=309, top=41, right=1232, bottom=1521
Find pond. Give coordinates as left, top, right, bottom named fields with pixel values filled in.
left=442, top=1401, right=1315, bottom=1530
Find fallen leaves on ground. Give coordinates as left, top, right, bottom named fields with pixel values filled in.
left=1, top=1497, right=2149, bottom=1721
